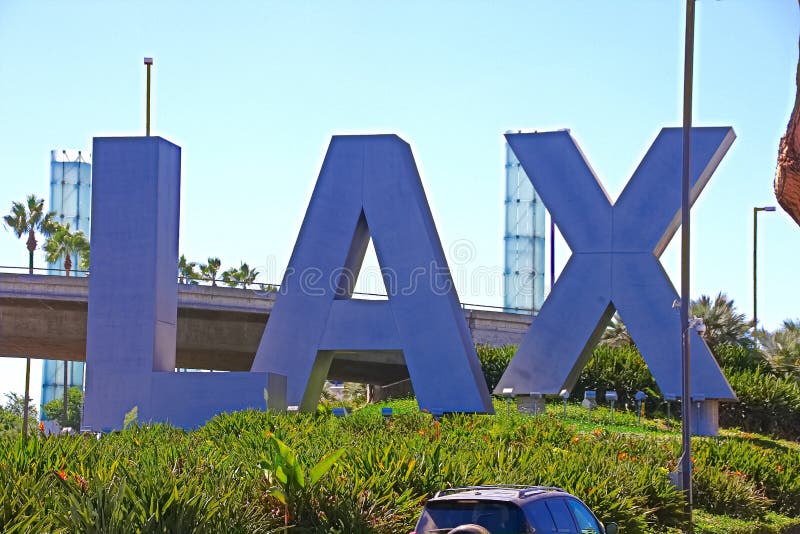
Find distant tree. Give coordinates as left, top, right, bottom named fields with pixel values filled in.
left=222, top=262, right=259, bottom=289
left=3, top=194, right=57, bottom=438
left=3, top=194, right=57, bottom=273
left=756, top=320, right=800, bottom=377
left=3, top=392, right=38, bottom=421
left=42, top=387, right=83, bottom=429
left=199, top=257, right=222, bottom=286
left=602, top=313, right=633, bottom=348
left=44, top=223, right=90, bottom=277
left=178, top=254, right=200, bottom=284
left=690, top=293, right=751, bottom=349
left=0, top=406, right=20, bottom=435
left=320, top=381, right=367, bottom=407
left=79, top=248, right=90, bottom=271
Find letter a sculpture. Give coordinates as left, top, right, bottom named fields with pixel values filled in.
left=252, top=135, right=494, bottom=414
left=495, top=128, right=737, bottom=413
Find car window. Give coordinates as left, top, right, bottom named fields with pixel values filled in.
left=566, top=499, right=601, bottom=534
left=524, top=500, right=557, bottom=533
left=545, top=499, right=578, bottom=533
left=416, top=500, right=528, bottom=534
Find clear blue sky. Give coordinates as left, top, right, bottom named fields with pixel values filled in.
left=1, top=1, right=798, bottom=406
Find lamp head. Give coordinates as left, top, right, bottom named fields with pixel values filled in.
left=690, top=317, right=707, bottom=335
left=144, top=57, right=153, bottom=65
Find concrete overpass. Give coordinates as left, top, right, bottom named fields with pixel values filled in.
left=0, top=273, right=532, bottom=386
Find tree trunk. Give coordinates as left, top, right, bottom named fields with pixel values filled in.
left=26, top=230, right=36, bottom=274
left=774, top=5, right=800, bottom=227
left=23, top=230, right=35, bottom=439
left=64, top=253, right=72, bottom=277
left=22, top=358, right=30, bottom=440
left=63, top=362, right=69, bottom=425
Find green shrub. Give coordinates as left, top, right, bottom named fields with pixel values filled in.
left=476, top=344, right=515, bottom=392
left=693, top=464, right=771, bottom=519
left=1, top=408, right=798, bottom=533
left=575, top=345, right=661, bottom=407
left=713, top=343, right=771, bottom=374
left=696, top=438, right=800, bottom=517
left=720, top=369, right=800, bottom=440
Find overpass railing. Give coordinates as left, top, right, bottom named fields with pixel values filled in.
left=0, top=264, right=534, bottom=315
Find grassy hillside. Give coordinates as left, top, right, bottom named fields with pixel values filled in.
left=1, top=399, right=798, bottom=533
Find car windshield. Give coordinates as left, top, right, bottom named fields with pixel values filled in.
left=417, top=500, right=527, bottom=534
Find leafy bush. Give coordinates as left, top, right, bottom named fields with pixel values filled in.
left=693, top=464, right=771, bottom=519
left=574, top=345, right=661, bottom=408
left=476, top=344, right=515, bottom=392
left=1, top=407, right=798, bottom=533
left=720, top=369, right=800, bottom=441
left=713, top=343, right=770, bottom=374
left=696, top=438, right=800, bottom=516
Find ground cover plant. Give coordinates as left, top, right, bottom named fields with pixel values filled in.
left=1, top=399, right=799, bottom=533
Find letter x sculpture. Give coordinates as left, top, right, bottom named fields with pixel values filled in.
left=495, top=128, right=736, bottom=401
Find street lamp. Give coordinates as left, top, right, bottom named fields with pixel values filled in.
left=144, top=57, right=153, bottom=136
left=753, top=206, right=776, bottom=328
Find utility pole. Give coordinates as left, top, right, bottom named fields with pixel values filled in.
left=679, top=1, right=696, bottom=532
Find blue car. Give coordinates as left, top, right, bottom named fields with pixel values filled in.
left=412, top=485, right=618, bottom=534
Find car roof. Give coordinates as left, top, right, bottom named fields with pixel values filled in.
left=427, top=485, right=570, bottom=506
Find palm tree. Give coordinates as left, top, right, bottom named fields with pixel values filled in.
left=178, top=254, right=200, bottom=284
left=3, top=194, right=57, bottom=273
left=690, top=293, right=751, bottom=349
left=756, top=320, right=800, bottom=377
left=222, top=261, right=259, bottom=289
left=43, top=223, right=90, bottom=277
left=199, top=257, right=221, bottom=286
left=3, top=194, right=58, bottom=439
left=602, top=313, right=633, bottom=347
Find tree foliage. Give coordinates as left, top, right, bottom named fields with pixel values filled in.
left=199, top=257, right=221, bottom=286
left=42, top=387, right=83, bottom=429
left=756, top=319, right=800, bottom=377
left=690, top=293, right=751, bottom=349
left=3, top=194, right=57, bottom=245
left=2, top=393, right=37, bottom=421
left=43, top=223, right=89, bottom=276
left=222, top=262, right=259, bottom=289
left=178, top=254, right=200, bottom=284
left=602, top=313, right=633, bottom=348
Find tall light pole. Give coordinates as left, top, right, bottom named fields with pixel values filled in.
left=679, top=1, right=696, bottom=531
left=144, top=57, right=153, bottom=136
left=753, top=206, right=776, bottom=328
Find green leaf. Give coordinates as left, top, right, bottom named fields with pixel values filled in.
left=274, top=465, right=288, bottom=485
left=309, top=448, right=345, bottom=486
left=293, top=460, right=305, bottom=489
left=269, top=487, right=287, bottom=505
